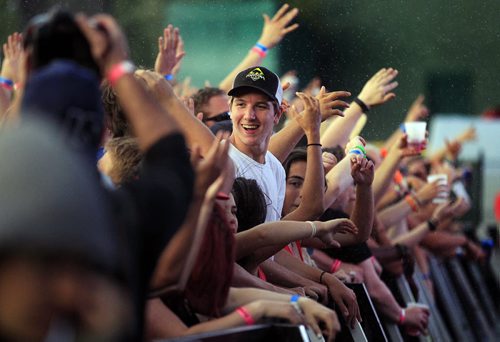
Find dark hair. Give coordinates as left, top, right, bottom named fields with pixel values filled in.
left=231, top=177, right=266, bottom=231
left=283, top=148, right=307, bottom=176
left=184, top=203, right=235, bottom=317
left=101, top=80, right=131, bottom=137
left=229, top=88, right=280, bottom=115
left=23, top=8, right=100, bottom=75
left=192, top=87, right=226, bottom=119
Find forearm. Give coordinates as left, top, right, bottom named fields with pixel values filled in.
left=373, top=151, right=401, bottom=204
left=392, top=221, right=430, bottom=248
left=351, top=184, right=373, bottom=242
left=320, top=102, right=364, bottom=148
left=0, top=88, right=11, bottom=119
left=225, top=287, right=293, bottom=311
left=283, top=132, right=325, bottom=220
left=218, top=50, right=264, bottom=92
left=236, top=221, right=317, bottom=260
left=377, top=198, right=412, bottom=228
left=268, top=119, right=304, bottom=163
left=275, top=250, right=323, bottom=284
left=114, top=74, right=179, bottom=151
left=159, top=96, right=215, bottom=155
left=324, top=157, right=353, bottom=208
left=231, top=263, right=294, bottom=295
left=260, top=259, right=320, bottom=289
left=360, top=259, right=401, bottom=322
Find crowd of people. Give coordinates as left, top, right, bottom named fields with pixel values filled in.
left=0, top=4, right=488, bottom=341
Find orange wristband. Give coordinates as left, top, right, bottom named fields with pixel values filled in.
left=404, top=195, right=419, bottom=212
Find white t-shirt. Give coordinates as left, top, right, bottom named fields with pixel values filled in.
left=229, top=145, right=286, bottom=222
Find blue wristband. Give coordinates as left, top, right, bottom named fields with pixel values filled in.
left=400, top=123, right=406, bottom=133
left=164, top=74, right=174, bottom=81
left=349, top=149, right=364, bottom=157
left=255, top=42, right=268, bottom=52
left=0, top=77, right=14, bottom=87
left=291, top=294, right=300, bottom=303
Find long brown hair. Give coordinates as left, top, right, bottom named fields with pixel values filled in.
left=184, top=202, right=235, bottom=317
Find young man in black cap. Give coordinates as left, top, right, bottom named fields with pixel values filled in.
left=227, top=66, right=286, bottom=222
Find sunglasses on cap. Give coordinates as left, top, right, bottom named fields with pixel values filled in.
left=203, top=111, right=230, bottom=123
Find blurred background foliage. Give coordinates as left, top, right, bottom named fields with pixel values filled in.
left=1, top=0, right=498, bottom=140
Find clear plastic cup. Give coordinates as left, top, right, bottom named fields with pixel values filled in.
left=427, top=174, right=449, bottom=203
left=404, top=122, right=427, bottom=150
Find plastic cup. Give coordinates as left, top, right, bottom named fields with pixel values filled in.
left=404, top=122, right=427, bottom=150
left=427, top=174, right=449, bottom=203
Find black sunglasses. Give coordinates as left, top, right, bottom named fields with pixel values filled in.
left=204, top=111, right=230, bottom=122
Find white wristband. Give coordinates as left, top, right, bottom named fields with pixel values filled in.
left=307, top=221, right=317, bottom=237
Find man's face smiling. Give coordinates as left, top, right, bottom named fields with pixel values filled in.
left=230, top=91, right=280, bottom=162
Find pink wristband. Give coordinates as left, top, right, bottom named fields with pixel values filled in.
left=236, top=306, right=255, bottom=325
left=251, top=46, right=267, bottom=58
left=330, top=259, right=342, bottom=273
left=398, top=308, right=406, bottom=325
left=106, top=60, right=135, bottom=87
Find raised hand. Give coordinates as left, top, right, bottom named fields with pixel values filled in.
left=259, top=3, right=299, bottom=49
left=154, top=25, right=186, bottom=77
left=357, top=67, right=399, bottom=108
left=350, top=154, right=375, bottom=186
left=316, top=86, right=351, bottom=120
left=393, top=133, right=422, bottom=157
left=405, top=95, right=429, bottom=122
left=345, top=135, right=367, bottom=155
left=75, top=14, right=129, bottom=74
left=292, top=92, right=321, bottom=136
left=414, top=179, right=447, bottom=206
left=1, top=32, right=23, bottom=83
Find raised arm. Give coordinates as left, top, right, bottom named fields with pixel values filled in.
left=0, top=32, right=23, bottom=122
left=153, top=24, right=186, bottom=81
left=134, top=69, right=215, bottom=154
left=269, top=87, right=350, bottom=163
left=373, top=134, right=420, bottom=204
left=76, top=14, right=179, bottom=150
left=321, top=68, right=398, bottom=148
left=219, top=4, right=299, bottom=92
left=282, top=93, right=325, bottom=220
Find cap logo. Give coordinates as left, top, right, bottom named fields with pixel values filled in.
left=246, top=68, right=266, bottom=81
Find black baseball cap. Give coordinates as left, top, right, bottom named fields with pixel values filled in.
left=228, top=66, right=283, bottom=105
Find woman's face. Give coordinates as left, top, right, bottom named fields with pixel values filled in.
left=217, top=194, right=238, bottom=234
left=283, top=160, right=307, bottom=216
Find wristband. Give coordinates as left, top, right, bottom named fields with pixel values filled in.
left=348, top=148, right=365, bottom=158
left=410, top=193, right=422, bottom=207
left=398, top=308, right=406, bottom=325
left=107, top=61, right=136, bottom=87
left=290, top=294, right=303, bottom=314
left=236, top=306, right=255, bottom=325
left=251, top=46, right=267, bottom=58
left=216, top=191, right=230, bottom=200
left=164, top=74, right=174, bottom=81
left=354, top=97, right=370, bottom=113
left=404, top=194, right=419, bottom=212
left=307, top=143, right=322, bottom=148
left=0, top=77, right=14, bottom=91
left=399, top=123, right=406, bottom=133
left=255, top=42, right=268, bottom=52
left=330, top=259, right=342, bottom=273
left=427, top=218, right=438, bottom=232
left=306, top=221, right=317, bottom=237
